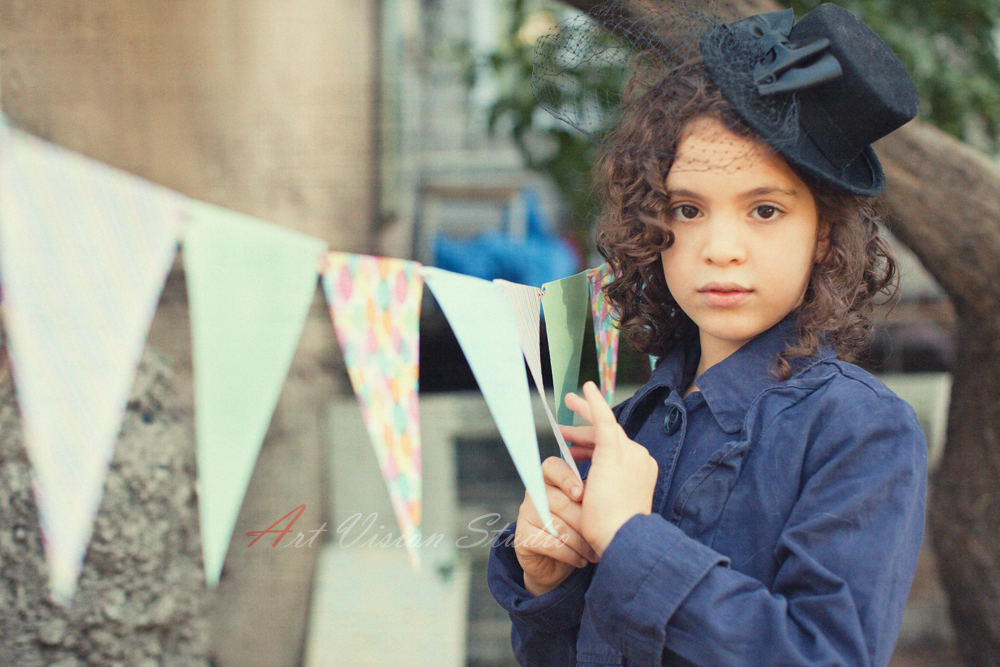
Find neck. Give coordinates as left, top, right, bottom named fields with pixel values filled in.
left=695, top=333, right=743, bottom=378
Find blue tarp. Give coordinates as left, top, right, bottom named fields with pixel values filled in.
left=433, top=188, right=581, bottom=287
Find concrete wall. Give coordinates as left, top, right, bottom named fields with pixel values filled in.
left=0, top=2, right=378, bottom=665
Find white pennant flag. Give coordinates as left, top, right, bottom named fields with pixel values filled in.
left=0, top=123, right=183, bottom=603
left=422, top=268, right=556, bottom=536
left=494, top=279, right=581, bottom=480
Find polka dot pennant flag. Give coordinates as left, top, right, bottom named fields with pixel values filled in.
left=322, top=252, right=423, bottom=568
left=587, top=264, right=620, bottom=407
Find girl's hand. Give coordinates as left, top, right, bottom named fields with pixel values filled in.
left=513, top=456, right=599, bottom=596
left=561, top=381, right=659, bottom=558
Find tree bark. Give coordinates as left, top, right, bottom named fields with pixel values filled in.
left=557, top=1, right=1000, bottom=664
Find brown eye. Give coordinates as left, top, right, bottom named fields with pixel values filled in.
left=672, top=204, right=701, bottom=221
left=755, top=205, right=779, bottom=220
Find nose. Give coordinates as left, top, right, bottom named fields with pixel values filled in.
left=701, top=215, right=747, bottom=266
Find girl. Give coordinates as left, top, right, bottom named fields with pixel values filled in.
left=488, top=4, right=927, bottom=666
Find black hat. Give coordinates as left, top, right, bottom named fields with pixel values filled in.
left=701, top=4, right=919, bottom=195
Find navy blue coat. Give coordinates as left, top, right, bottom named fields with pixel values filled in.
left=488, top=319, right=927, bottom=666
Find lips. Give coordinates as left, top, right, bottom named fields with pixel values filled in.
left=698, top=282, right=752, bottom=307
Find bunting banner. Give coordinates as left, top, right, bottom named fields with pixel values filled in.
left=495, top=280, right=580, bottom=480
left=321, top=252, right=423, bottom=568
left=0, top=124, right=632, bottom=594
left=183, top=198, right=328, bottom=586
left=540, top=270, right=590, bottom=426
left=0, top=122, right=183, bottom=604
left=587, top=264, right=620, bottom=406
left=422, top=268, right=556, bottom=536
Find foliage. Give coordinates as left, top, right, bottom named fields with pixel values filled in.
left=459, top=0, right=605, bottom=243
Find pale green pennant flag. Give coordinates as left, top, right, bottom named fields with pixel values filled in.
left=541, top=269, right=591, bottom=426
left=183, top=199, right=328, bottom=586
left=423, top=268, right=556, bottom=536
left=0, top=122, right=183, bottom=604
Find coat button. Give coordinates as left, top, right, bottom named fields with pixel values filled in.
left=663, top=405, right=682, bottom=436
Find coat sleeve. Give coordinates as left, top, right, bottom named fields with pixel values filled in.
left=487, top=522, right=595, bottom=666
left=584, top=390, right=928, bottom=667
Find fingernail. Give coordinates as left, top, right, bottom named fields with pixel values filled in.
left=578, top=558, right=588, bottom=568
left=570, top=485, right=583, bottom=500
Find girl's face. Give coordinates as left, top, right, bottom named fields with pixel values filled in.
left=660, top=117, right=823, bottom=372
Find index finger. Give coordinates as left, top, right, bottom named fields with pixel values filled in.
left=582, top=380, right=617, bottom=428
left=542, top=456, right=584, bottom=502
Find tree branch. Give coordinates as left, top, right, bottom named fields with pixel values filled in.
left=878, top=122, right=1000, bottom=319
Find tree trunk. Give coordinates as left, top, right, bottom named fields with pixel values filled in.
left=927, top=319, right=1000, bottom=667
left=557, top=1, right=1000, bottom=664
left=878, top=122, right=1000, bottom=667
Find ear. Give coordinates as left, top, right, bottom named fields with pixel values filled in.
left=814, top=221, right=831, bottom=262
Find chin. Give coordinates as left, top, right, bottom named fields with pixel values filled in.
left=699, top=318, right=764, bottom=341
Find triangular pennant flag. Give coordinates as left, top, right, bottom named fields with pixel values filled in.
left=495, top=279, right=580, bottom=481
left=0, top=123, right=183, bottom=604
left=422, top=268, right=556, bottom=536
left=183, top=199, right=328, bottom=586
left=587, top=264, right=620, bottom=406
left=540, top=270, right=590, bottom=426
left=322, top=252, right=423, bottom=568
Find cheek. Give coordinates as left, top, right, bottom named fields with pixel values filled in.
left=659, top=248, right=681, bottom=286
left=786, top=247, right=819, bottom=295
left=757, top=234, right=817, bottom=299
left=659, top=230, right=688, bottom=265
left=774, top=227, right=819, bottom=268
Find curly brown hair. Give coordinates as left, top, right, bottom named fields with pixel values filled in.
left=593, top=59, right=897, bottom=379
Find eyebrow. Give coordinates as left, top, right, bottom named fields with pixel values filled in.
left=743, top=186, right=801, bottom=199
left=665, top=188, right=703, bottom=201
left=666, top=186, right=801, bottom=200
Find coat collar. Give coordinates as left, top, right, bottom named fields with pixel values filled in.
left=635, top=316, right=835, bottom=434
